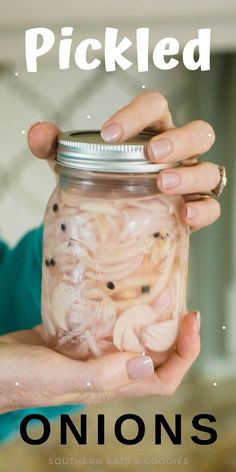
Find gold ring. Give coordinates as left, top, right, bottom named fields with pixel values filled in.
left=211, top=165, right=227, bottom=197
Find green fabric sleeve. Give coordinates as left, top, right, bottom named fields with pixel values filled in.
left=0, top=227, right=43, bottom=334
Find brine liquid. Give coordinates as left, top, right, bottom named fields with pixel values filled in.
left=41, top=186, right=189, bottom=366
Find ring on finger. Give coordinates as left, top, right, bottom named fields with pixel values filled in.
left=210, top=165, right=227, bottom=197
left=181, top=157, right=199, bottom=167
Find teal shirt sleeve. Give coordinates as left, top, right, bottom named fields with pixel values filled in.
left=0, top=226, right=86, bottom=444
left=0, top=226, right=43, bottom=333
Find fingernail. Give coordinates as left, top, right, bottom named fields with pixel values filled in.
left=127, top=355, right=154, bottom=380
left=194, top=311, right=201, bottom=332
left=149, top=139, right=172, bottom=161
left=159, top=172, right=181, bottom=189
left=101, top=124, right=122, bottom=143
left=186, top=205, right=199, bottom=219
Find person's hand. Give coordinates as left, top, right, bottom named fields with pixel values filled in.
left=28, top=91, right=221, bottom=231
left=0, top=311, right=200, bottom=413
left=10, top=90, right=208, bottom=413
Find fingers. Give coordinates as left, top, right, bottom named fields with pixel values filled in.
left=153, top=311, right=201, bottom=393
left=157, top=163, right=222, bottom=229
left=147, top=120, right=215, bottom=163
left=157, top=162, right=220, bottom=195
left=0, top=337, right=155, bottom=410
left=0, top=316, right=198, bottom=409
left=181, top=197, right=221, bottom=230
left=27, top=121, right=60, bottom=160
left=62, top=351, right=155, bottom=401
left=0, top=328, right=46, bottom=346
left=105, top=312, right=200, bottom=399
left=101, top=92, right=174, bottom=143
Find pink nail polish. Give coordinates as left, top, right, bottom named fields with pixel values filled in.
left=159, top=172, right=181, bottom=189
left=186, top=206, right=199, bottom=219
left=101, top=124, right=122, bottom=143
left=126, top=355, right=154, bottom=380
left=150, top=139, right=172, bottom=161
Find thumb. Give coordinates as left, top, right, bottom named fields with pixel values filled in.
left=27, top=122, right=60, bottom=160
left=27, top=121, right=60, bottom=174
left=94, top=352, right=155, bottom=391
left=67, top=352, right=155, bottom=395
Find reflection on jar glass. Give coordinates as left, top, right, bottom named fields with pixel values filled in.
left=41, top=131, right=189, bottom=367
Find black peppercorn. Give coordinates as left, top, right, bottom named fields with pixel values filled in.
left=153, top=232, right=160, bottom=238
left=141, top=285, right=150, bottom=293
left=45, top=259, right=50, bottom=267
left=61, top=223, right=66, bottom=231
left=107, top=281, right=115, bottom=290
left=50, top=258, right=56, bottom=266
left=52, top=203, right=59, bottom=212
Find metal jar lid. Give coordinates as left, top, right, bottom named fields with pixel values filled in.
left=57, top=130, right=179, bottom=173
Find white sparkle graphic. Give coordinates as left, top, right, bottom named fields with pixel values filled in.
left=86, top=382, right=91, bottom=387
left=213, top=382, right=217, bottom=387
left=14, top=72, right=19, bottom=77
left=141, top=352, right=146, bottom=356
left=15, top=382, right=19, bottom=386
left=222, top=325, right=226, bottom=330
left=142, top=85, right=146, bottom=89
left=208, top=132, right=213, bottom=138
left=21, top=130, right=26, bottom=135
left=86, top=115, right=91, bottom=119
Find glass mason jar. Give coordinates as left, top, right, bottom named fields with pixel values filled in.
left=41, top=131, right=189, bottom=367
